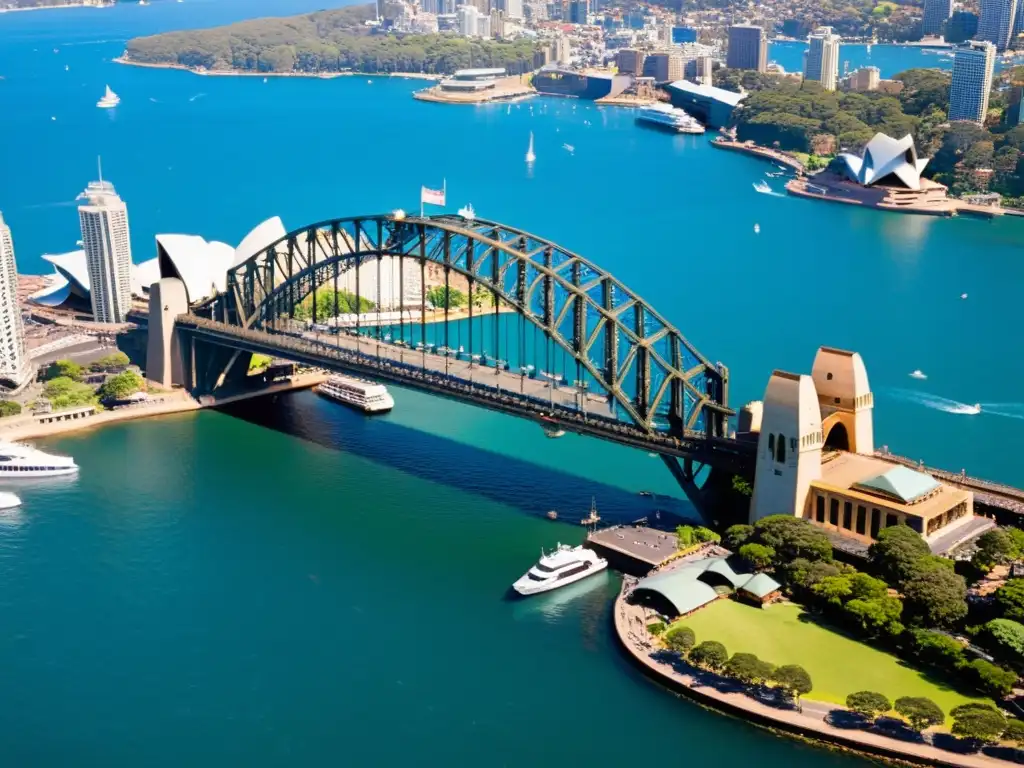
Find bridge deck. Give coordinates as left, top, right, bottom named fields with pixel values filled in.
left=178, top=316, right=754, bottom=471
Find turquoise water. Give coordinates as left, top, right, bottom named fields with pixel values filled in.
left=0, top=2, right=1020, bottom=764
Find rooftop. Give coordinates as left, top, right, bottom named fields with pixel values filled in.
left=665, top=80, right=745, bottom=106
left=854, top=465, right=941, bottom=504
left=632, top=556, right=780, bottom=616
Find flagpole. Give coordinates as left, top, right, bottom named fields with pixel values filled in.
left=420, top=186, right=424, bottom=219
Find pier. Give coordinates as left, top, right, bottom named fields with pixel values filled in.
left=587, top=525, right=680, bottom=574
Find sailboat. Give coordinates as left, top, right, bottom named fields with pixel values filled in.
left=96, top=85, right=120, bottom=109
left=525, top=132, right=536, bottom=164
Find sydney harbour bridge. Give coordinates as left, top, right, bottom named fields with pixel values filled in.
left=150, top=212, right=757, bottom=512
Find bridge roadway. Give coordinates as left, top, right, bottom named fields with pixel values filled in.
left=876, top=448, right=1024, bottom=518
left=178, top=315, right=754, bottom=472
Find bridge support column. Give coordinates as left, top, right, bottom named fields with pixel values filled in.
left=146, top=278, right=189, bottom=389
left=658, top=455, right=749, bottom=528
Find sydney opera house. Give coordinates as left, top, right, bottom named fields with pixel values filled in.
left=30, top=217, right=423, bottom=314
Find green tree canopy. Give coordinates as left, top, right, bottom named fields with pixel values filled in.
left=967, top=658, right=1018, bottom=698
left=901, top=565, right=968, bottom=629
left=894, top=696, right=944, bottom=732
left=426, top=285, right=466, bottom=309
left=979, top=618, right=1024, bottom=668
left=951, top=706, right=1007, bottom=744
left=974, top=529, right=1016, bottom=573
left=97, top=371, right=144, bottom=401
left=846, top=691, right=892, bottom=721
left=690, top=641, right=729, bottom=671
left=910, top=628, right=966, bottom=669
left=750, top=515, right=832, bottom=564
left=723, top=524, right=753, bottom=551
left=1003, top=718, right=1024, bottom=746
left=868, top=524, right=930, bottom=587
left=663, top=626, right=695, bottom=655
left=724, top=652, right=775, bottom=685
left=772, top=665, right=813, bottom=702
left=995, top=579, right=1024, bottom=622
left=0, top=401, right=22, bottom=418
left=90, top=351, right=130, bottom=371
left=738, top=543, right=775, bottom=571
left=44, top=359, right=82, bottom=382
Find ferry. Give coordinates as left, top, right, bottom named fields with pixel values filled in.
left=512, top=543, right=608, bottom=596
left=635, top=103, right=705, bottom=134
left=315, top=374, right=394, bottom=413
left=96, top=85, right=120, bottom=109
left=0, top=442, right=78, bottom=477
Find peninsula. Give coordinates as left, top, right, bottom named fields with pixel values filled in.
left=120, top=3, right=544, bottom=76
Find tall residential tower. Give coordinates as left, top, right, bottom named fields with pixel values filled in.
left=977, top=0, right=1019, bottom=50
left=726, top=24, right=767, bottom=72
left=922, top=0, right=954, bottom=36
left=948, top=41, right=996, bottom=123
left=0, top=213, right=30, bottom=387
left=78, top=177, right=133, bottom=324
left=804, top=27, right=840, bottom=91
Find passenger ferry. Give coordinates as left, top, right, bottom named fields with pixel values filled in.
left=512, top=543, right=608, bottom=596
left=0, top=442, right=79, bottom=477
left=315, top=374, right=394, bottom=414
left=635, top=103, right=705, bottom=134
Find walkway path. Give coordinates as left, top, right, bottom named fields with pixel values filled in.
left=614, top=585, right=1020, bottom=768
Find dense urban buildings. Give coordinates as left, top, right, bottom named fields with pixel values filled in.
left=948, top=40, right=996, bottom=123
left=0, top=212, right=30, bottom=388
left=922, top=0, right=954, bottom=36
left=642, top=51, right=683, bottom=83
left=567, top=0, right=587, bottom=24
left=841, top=66, right=880, bottom=92
left=695, top=54, right=713, bottom=86
left=77, top=178, right=133, bottom=324
left=615, top=48, right=644, bottom=75
left=726, top=24, right=767, bottom=73
left=804, top=26, right=840, bottom=91
left=977, top=0, right=1019, bottom=50
left=671, top=25, right=697, bottom=43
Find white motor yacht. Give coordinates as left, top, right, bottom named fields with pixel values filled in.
left=0, top=442, right=78, bottom=477
left=512, top=543, right=608, bottom=596
left=0, top=492, right=21, bottom=509
left=315, top=374, right=394, bottom=414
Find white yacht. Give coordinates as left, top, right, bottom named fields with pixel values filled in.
left=512, top=543, right=608, bottom=596
left=635, top=103, right=705, bottom=134
left=315, top=374, right=394, bottom=414
left=0, top=442, right=78, bottom=477
left=0, top=492, right=21, bottom=509
left=96, top=85, right=120, bottom=108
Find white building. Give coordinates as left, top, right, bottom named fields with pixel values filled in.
left=804, top=26, right=840, bottom=91
left=554, top=34, right=572, bottom=64
left=978, top=0, right=1019, bottom=50
left=78, top=179, right=133, bottom=324
left=476, top=12, right=491, bottom=37
left=457, top=4, right=481, bottom=36
left=0, top=212, right=30, bottom=387
left=949, top=41, right=995, bottom=123
left=504, top=0, right=523, bottom=19
left=839, top=133, right=930, bottom=189
left=694, top=54, right=713, bottom=86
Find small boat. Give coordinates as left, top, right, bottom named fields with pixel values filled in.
left=512, top=543, right=607, bottom=596
left=544, top=428, right=566, bottom=438
left=96, top=84, right=120, bottom=109
left=525, top=131, right=536, bottom=164
left=64, top=64, right=69, bottom=72
left=961, top=292, right=968, bottom=299
left=638, top=490, right=653, bottom=497
left=753, top=180, right=772, bottom=194
left=754, top=223, right=761, bottom=234
left=562, top=143, right=574, bottom=154
left=263, top=77, right=268, bottom=83
left=0, top=492, right=21, bottom=510
left=909, top=369, right=927, bottom=380
left=546, top=510, right=558, bottom=521
left=972, top=403, right=982, bottom=413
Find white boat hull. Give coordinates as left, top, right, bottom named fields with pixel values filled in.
left=315, top=386, right=394, bottom=413
left=513, top=558, right=608, bottom=596
left=0, top=467, right=78, bottom=478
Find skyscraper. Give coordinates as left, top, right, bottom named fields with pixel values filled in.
left=977, top=0, right=1018, bottom=51
left=567, top=0, right=587, bottom=24
left=726, top=24, right=767, bottom=72
left=804, top=26, right=840, bottom=91
left=77, top=176, right=133, bottom=324
left=0, top=213, right=30, bottom=387
left=922, top=0, right=954, bottom=36
left=948, top=40, right=996, bottom=123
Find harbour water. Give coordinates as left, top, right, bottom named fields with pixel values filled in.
left=0, top=2, right=1021, bottom=764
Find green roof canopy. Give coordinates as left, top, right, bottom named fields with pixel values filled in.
left=739, top=572, right=781, bottom=599
left=854, top=465, right=940, bottom=504
left=633, top=557, right=776, bottom=616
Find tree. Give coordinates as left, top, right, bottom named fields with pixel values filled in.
left=723, top=524, right=753, bottom=551
left=739, top=543, right=775, bottom=571
left=974, top=529, right=1015, bottom=572
left=724, top=653, right=775, bottom=685
left=910, top=628, right=966, bottom=669
left=44, top=359, right=82, bottom=382
left=995, top=579, right=1024, bottom=622
left=868, top=524, right=930, bottom=587
left=979, top=618, right=1024, bottom=669
left=849, top=572, right=889, bottom=602
left=693, top=527, right=720, bottom=544
left=772, top=665, right=813, bottom=704
left=967, top=658, right=1018, bottom=698
left=97, top=371, right=144, bottom=401
left=690, top=641, right=728, bottom=671
left=846, top=691, right=892, bottom=721
left=663, top=626, right=695, bottom=655
left=894, top=697, right=944, bottom=732
left=952, top=706, right=1008, bottom=745
left=426, top=285, right=466, bottom=309
left=1003, top=718, right=1024, bottom=746
left=902, top=565, right=968, bottom=628
left=90, top=351, right=130, bottom=371
left=1006, top=528, right=1024, bottom=562
left=731, top=475, right=753, bottom=497
left=844, top=595, right=904, bottom=638
left=812, top=574, right=853, bottom=606
left=675, top=525, right=695, bottom=549
left=0, top=400, right=21, bottom=417
left=751, top=515, right=832, bottom=564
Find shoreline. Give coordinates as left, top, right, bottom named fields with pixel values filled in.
left=0, top=2, right=110, bottom=13
left=112, top=57, right=441, bottom=81
left=613, top=583, right=1016, bottom=768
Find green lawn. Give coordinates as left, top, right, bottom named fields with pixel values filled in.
left=676, top=600, right=986, bottom=716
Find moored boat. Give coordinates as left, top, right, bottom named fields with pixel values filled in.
left=0, top=442, right=78, bottom=477
left=315, top=374, right=394, bottom=413
left=512, top=543, right=608, bottom=596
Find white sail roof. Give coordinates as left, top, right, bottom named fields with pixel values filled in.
left=839, top=133, right=930, bottom=191
left=233, top=216, right=286, bottom=268
left=42, top=250, right=90, bottom=293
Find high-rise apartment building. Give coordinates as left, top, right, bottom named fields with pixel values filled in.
left=642, top=52, right=683, bottom=83
left=726, top=24, right=767, bottom=72
left=804, top=26, right=840, bottom=91
left=842, top=65, right=880, bottom=92
left=948, top=40, right=996, bottom=123
left=567, top=0, right=587, bottom=24
left=977, top=0, right=1018, bottom=50
left=695, top=54, right=714, bottom=86
left=922, top=0, right=954, bottom=36
left=615, top=48, right=645, bottom=76
left=0, top=213, right=30, bottom=387
left=502, top=0, right=523, bottom=18
left=77, top=178, right=133, bottom=324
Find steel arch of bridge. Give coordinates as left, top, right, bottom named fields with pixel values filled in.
left=214, top=213, right=731, bottom=439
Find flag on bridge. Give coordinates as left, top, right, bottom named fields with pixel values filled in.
left=420, top=185, right=446, bottom=207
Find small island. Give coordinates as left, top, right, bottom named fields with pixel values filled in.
left=120, top=3, right=544, bottom=77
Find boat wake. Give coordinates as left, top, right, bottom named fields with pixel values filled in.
left=188, top=92, right=206, bottom=102
left=885, top=388, right=983, bottom=415
left=752, top=180, right=786, bottom=197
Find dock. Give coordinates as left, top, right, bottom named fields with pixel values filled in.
left=587, top=525, right=679, bottom=575
left=412, top=77, right=534, bottom=105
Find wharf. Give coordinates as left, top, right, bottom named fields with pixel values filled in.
left=413, top=77, right=534, bottom=105
left=709, top=138, right=805, bottom=173
left=594, top=95, right=655, bottom=108
left=587, top=525, right=679, bottom=575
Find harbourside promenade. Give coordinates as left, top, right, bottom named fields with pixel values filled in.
left=613, top=582, right=1020, bottom=768
left=786, top=175, right=1005, bottom=218
left=113, top=57, right=441, bottom=81
left=709, top=137, right=805, bottom=173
